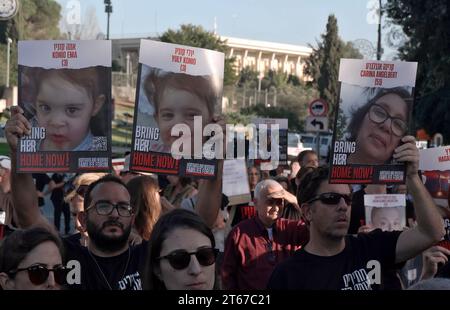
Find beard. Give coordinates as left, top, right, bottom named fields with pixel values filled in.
left=87, top=219, right=132, bottom=253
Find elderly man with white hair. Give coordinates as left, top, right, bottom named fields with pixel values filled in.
left=221, top=179, right=309, bottom=290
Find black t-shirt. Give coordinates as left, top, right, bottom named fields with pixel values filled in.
left=32, top=173, right=51, bottom=207
left=63, top=236, right=147, bottom=290
left=268, top=229, right=402, bottom=290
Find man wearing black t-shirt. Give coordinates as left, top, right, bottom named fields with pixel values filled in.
left=268, top=136, right=444, bottom=290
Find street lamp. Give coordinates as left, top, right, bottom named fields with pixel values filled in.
left=104, top=0, right=113, bottom=40
left=6, top=37, right=12, bottom=88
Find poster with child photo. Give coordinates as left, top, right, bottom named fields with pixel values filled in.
left=364, top=194, right=406, bottom=232
left=130, top=39, right=224, bottom=178
left=329, top=59, right=417, bottom=184
left=17, top=40, right=112, bottom=173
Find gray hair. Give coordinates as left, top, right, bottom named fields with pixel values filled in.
left=254, top=179, right=282, bottom=201
left=407, top=278, right=450, bottom=290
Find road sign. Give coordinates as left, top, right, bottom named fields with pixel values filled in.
left=306, top=116, right=328, bottom=132
left=309, top=99, right=328, bottom=117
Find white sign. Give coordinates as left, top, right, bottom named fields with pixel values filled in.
left=306, top=116, right=328, bottom=132
left=222, top=159, right=252, bottom=205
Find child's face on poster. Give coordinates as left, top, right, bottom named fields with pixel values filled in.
left=155, top=87, right=211, bottom=148
left=355, top=93, right=408, bottom=164
left=371, top=207, right=402, bottom=232
left=36, top=74, right=103, bottom=151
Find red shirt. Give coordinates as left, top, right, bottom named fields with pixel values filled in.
left=221, top=216, right=308, bottom=290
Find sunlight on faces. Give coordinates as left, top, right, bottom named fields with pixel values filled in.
left=306, top=183, right=352, bottom=240
left=155, top=87, right=212, bottom=151
left=4, top=241, right=63, bottom=290
left=371, top=207, right=402, bottom=232
left=84, top=182, right=133, bottom=251
left=36, top=73, right=103, bottom=151
left=156, top=228, right=215, bottom=290
left=355, top=93, right=408, bottom=164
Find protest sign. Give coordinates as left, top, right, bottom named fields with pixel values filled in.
left=17, top=40, right=112, bottom=173
left=330, top=59, right=417, bottom=184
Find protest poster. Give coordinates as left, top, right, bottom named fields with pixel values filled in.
left=222, top=159, right=252, bottom=206
left=329, top=59, right=417, bottom=184
left=130, top=39, right=224, bottom=178
left=419, top=146, right=450, bottom=208
left=251, top=117, right=288, bottom=171
left=17, top=40, right=112, bottom=173
left=364, top=194, right=406, bottom=231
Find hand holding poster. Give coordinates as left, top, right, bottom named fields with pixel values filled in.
left=364, top=194, right=406, bottom=231
left=130, top=40, right=224, bottom=178
left=330, top=59, right=417, bottom=184
left=17, top=40, right=112, bottom=173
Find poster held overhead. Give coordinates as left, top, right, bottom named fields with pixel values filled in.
left=17, top=40, right=112, bottom=173
left=130, top=39, right=224, bottom=178
left=364, top=194, right=406, bottom=231
left=329, top=59, right=417, bottom=184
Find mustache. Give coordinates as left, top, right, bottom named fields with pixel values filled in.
left=102, top=220, right=124, bottom=230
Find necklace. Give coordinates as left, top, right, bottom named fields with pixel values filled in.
left=88, top=247, right=131, bottom=290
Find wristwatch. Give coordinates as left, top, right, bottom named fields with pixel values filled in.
left=0, top=0, right=19, bottom=20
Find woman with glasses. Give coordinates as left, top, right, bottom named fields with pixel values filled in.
left=346, top=87, right=412, bottom=165
left=143, top=209, right=218, bottom=290
left=0, top=227, right=66, bottom=290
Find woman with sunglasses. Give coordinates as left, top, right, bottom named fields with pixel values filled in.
left=346, top=87, right=412, bottom=165
left=143, top=209, right=218, bottom=290
left=0, top=227, right=66, bottom=290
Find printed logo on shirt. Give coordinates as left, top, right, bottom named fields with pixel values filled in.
left=118, top=271, right=142, bottom=290
left=341, top=260, right=381, bottom=290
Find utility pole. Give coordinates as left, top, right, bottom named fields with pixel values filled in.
left=376, top=0, right=383, bottom=60
left=104, top=0, right=113, bottom=40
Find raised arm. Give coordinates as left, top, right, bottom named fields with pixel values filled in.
left=195, top=159, right=223, bottom=228
left=5, top=106, right=52, bottom=229
left=394, top=135, right=445, bottom=263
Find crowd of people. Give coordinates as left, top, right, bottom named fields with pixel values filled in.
left=0, top=100, right=449, bottom=291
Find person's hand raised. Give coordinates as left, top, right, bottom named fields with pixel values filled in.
left=4, top=106, right=32, bottom=153
left=392, top=135, right=419, bottom=178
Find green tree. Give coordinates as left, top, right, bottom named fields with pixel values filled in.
left=386, top=1, right=450, bottom=142
left=159, top=24, right=237, bottom=86
left=0, top=0, right=61, bottom=88
left=238, top=66, right=258, bottom=88
left=305, top=15, right=362, bottom=129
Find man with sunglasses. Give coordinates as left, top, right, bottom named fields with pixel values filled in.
left=222, top=179, right=308, bottom=290
left=268, top=136, right=444, bottom=290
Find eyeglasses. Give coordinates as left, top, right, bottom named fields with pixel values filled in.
left=85, top=201, right=134, bottom=217
left=8, top=265, right=67, bottom=286
left=157, top=247, right=219, bottom=270
left=368, top=104, right=407, bottom=137
left=306, top=192, right=352, bottom=205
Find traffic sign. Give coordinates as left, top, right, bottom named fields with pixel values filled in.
left=309, top=99, right=328, bottom=117
left=306, top=116, right=328, bottom=132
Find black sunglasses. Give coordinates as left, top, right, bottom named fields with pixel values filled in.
left=157, top=247, right=218, bottom=270
left=8, top=265, right=67, bottom=286
left=306, top=192, right=352, bottom=205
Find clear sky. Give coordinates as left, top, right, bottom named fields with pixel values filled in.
left=56, top=0, right=394, bottom=58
